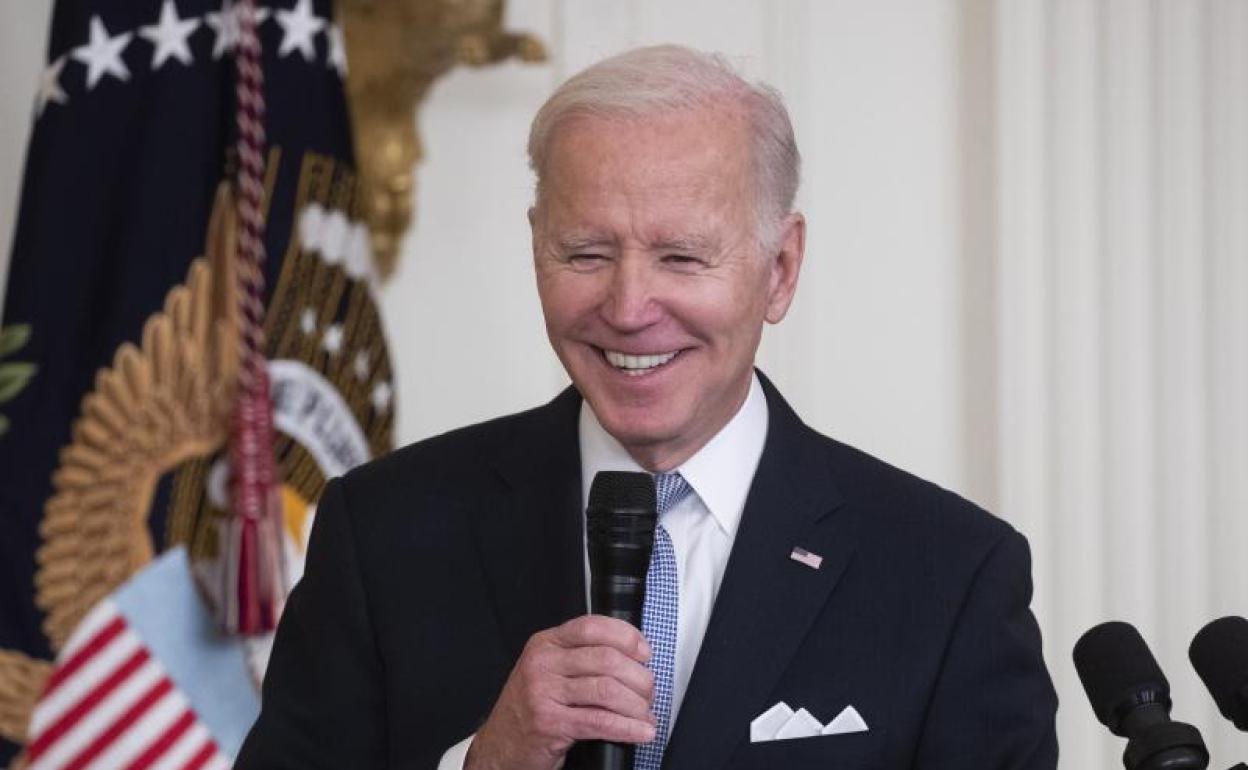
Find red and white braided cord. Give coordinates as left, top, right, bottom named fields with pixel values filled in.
left=235, top=0, right=267, bottom=373
left=226, top=0, right=284, bottom=635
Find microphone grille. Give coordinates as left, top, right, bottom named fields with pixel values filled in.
left=1073, top=621, right=1171, bottom=735
left=1189, top=616, right=1248, bottom=730
left=587, top=471, right=656, bottom=511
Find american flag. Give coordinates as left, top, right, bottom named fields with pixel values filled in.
left=789, top=546, right=824, bottom=570
left=24, top=601, right=231, bottom=770
left=22, top=549, right=260, bottom=770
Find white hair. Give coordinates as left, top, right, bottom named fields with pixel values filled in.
left=527, top=44, right=801, bottom=248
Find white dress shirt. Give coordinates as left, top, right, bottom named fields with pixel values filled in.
left=439, top=374, right=768, bottom=769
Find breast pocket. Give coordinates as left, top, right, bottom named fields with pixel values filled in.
left=728, top=728, right=888, bottom=770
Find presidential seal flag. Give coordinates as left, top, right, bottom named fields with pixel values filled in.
left=0, top=0, right=395, bottom=764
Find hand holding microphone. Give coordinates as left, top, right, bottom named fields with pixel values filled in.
left=467, top=472, right=659, bottom=770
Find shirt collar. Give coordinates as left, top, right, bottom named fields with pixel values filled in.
left=578, top=372, right=769, bottom=539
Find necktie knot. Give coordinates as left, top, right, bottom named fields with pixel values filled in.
left=654, top=472, right=692, bottom=516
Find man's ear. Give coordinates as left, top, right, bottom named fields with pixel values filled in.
left=764, top=212, right=805, bottom=324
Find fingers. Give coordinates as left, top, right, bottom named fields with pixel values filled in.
left=549, top=615, right=651, bottom=663
left=470, top=618, right=659, bottom=768
left=561, top=674, right=654, bottom=722
left=561, top=705, right=657, bottom=745
left=538, top=616, right=655, bottom=703
left=557, top=645, right=654, bottom=701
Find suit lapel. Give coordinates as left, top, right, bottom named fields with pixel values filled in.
left=663, top=378, right=857, bottom=770
left=470, top=388, right=588, bottom=659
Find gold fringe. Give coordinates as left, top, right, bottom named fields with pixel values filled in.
left=0, top=649, right=51, bottom=744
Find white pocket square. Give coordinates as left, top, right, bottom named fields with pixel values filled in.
left=822, top=705, right=869, bottom=735
left=750, top=702, right=869, bottom=742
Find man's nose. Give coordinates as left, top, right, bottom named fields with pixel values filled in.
left=601, top=256, right=661, bottom=331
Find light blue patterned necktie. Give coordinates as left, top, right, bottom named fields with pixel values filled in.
left=635, top=472, right=692, bottom=770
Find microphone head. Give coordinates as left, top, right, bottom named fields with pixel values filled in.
left=1074, top=621, right=1172, bottom=736
left=587, top=470, right=656, bottom=513
left=1189, top=616, right=1248, bottom=731
left=585, top=472, right=657, bottom=623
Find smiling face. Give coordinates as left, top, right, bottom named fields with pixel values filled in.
left=531, top=106, right=805, bottom=471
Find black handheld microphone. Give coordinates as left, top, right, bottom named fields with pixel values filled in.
left=582, top=471, right=658, bottom=770
left=1190, top=616, right=1248, bottom=732
left=1073, top=621, right=1209, bottom=770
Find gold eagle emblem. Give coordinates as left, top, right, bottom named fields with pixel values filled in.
left=0, top=184, right=241, bottom=744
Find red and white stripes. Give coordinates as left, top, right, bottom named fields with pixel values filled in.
left=24, top=603, right=229, bottom=770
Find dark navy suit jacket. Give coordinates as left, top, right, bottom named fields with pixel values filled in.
left=236, top=374, right=1058, bottom=769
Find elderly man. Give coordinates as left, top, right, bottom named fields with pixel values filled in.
left=237, top=46, right=1058, bottom=769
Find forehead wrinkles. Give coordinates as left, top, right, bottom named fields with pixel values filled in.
left=539, top=111, right=755, bottom=241
left=541, top=187, right=732, bottom=255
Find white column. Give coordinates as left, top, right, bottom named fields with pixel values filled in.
left=995, top=0, right=1056, bottom=631
left=1052, top=0, right=1112, bottom=756
left=1099, top=0, right=1159, bottom=648
left=1205, top=0, right=1248, bottom=622
left=1152, top=0, right=1214, bottom=742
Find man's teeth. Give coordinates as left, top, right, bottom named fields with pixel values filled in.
left=604, top=350, right=679, bottom=375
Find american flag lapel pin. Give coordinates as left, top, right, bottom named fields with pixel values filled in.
left=789, top=546, right=823, bottom=570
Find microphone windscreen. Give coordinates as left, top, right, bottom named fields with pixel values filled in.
left=587, top=471, right=656, bottom=512
left=1073, top=621, right=1171, bottom=734
left=1189, top=616, right=1248, bottom=730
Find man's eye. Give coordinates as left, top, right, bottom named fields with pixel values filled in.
left=663, top=254, right=701, bottom=266
left=567, top=253, right=607, bottom=265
